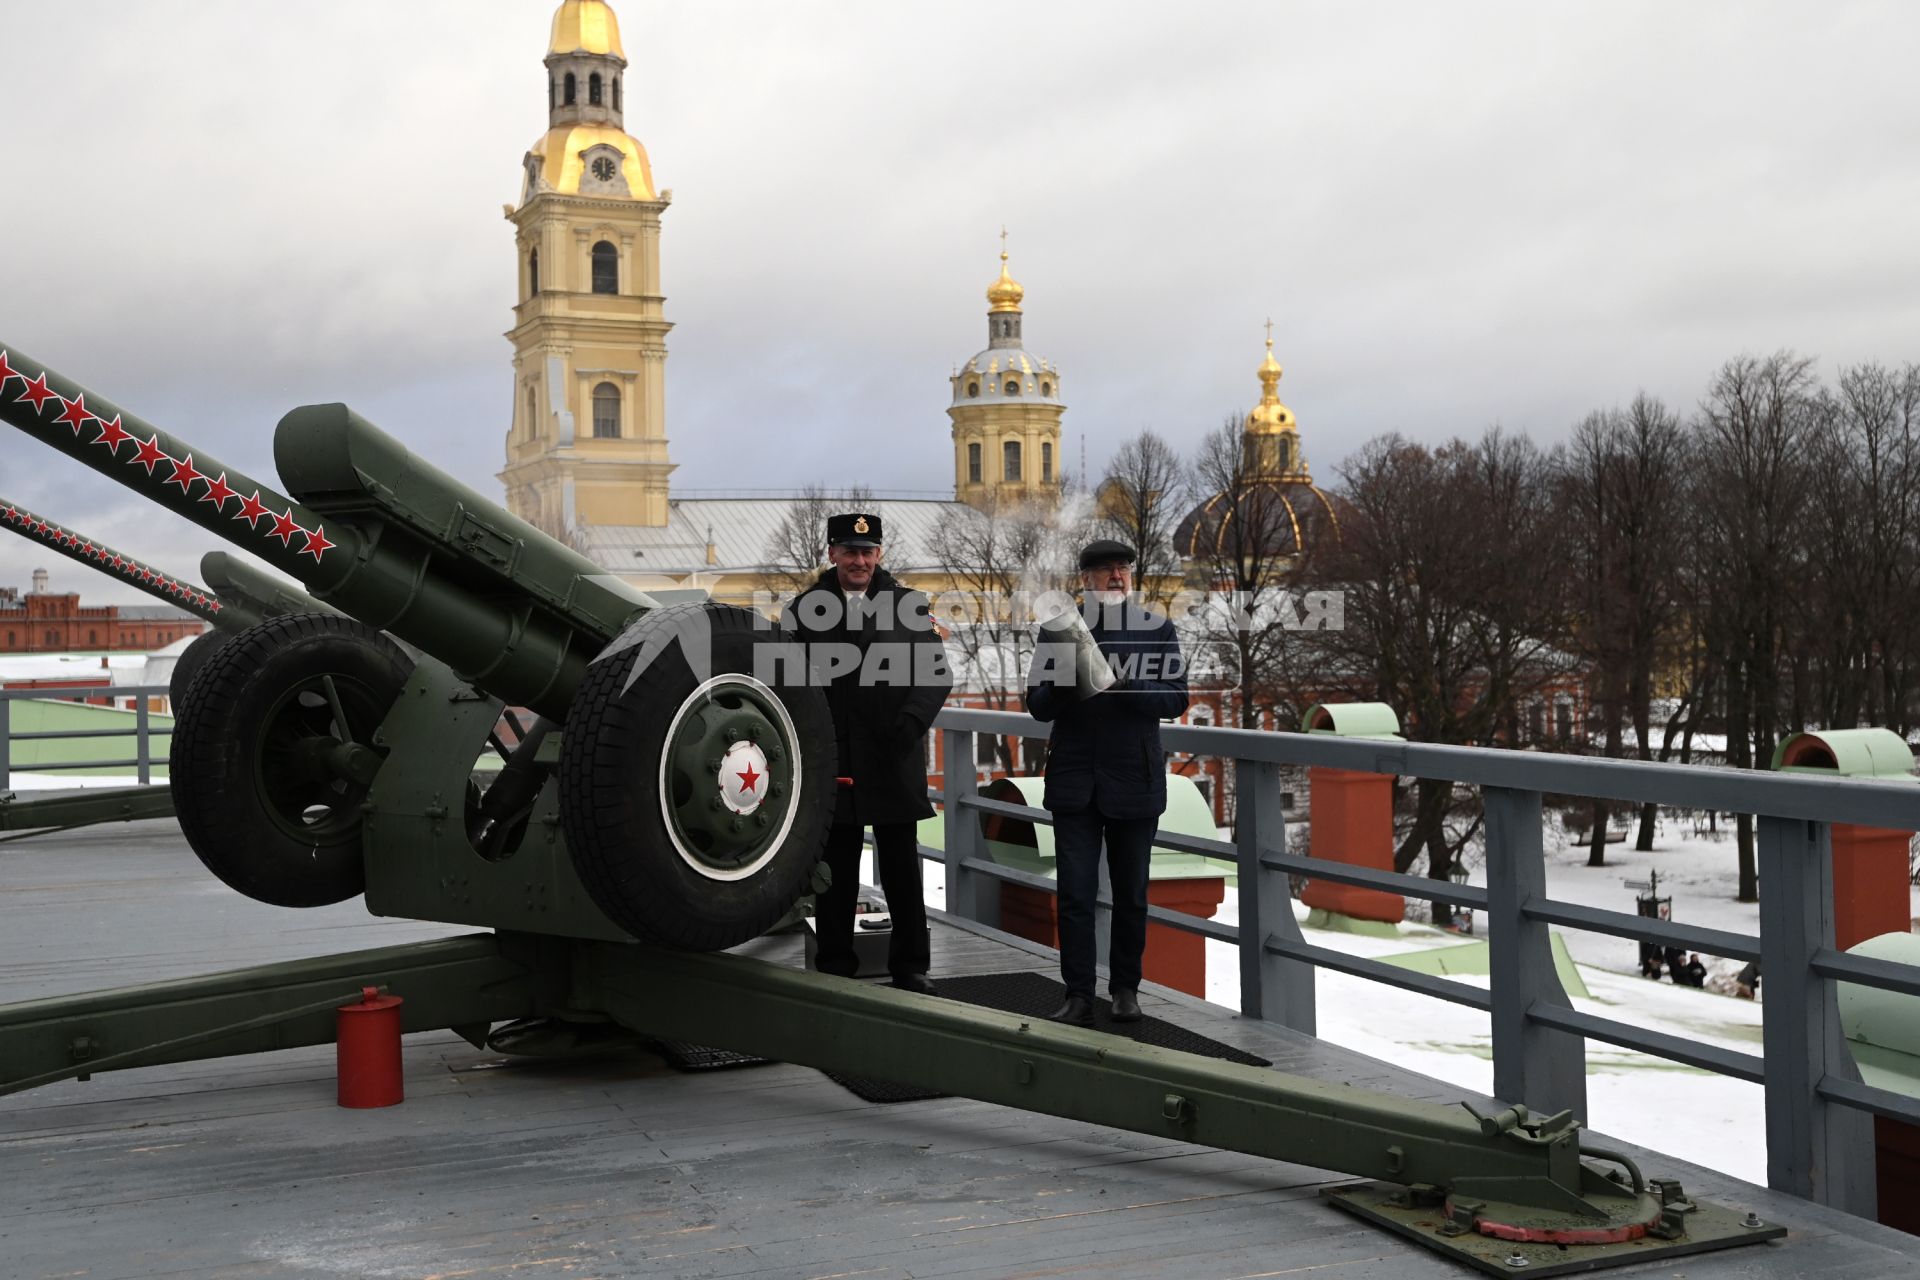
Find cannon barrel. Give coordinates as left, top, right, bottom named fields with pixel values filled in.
left=0, top=494, right=225, bottom=625
left=0, top=344, right=654, bottom=719
left=199, top=552, right=333, bottom=626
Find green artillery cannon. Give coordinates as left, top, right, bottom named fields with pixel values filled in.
left=0, top=343, right=1788, bottom=1276
left=0, top=343, right=836, bottom=941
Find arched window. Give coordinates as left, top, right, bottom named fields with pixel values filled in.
left=613, top=77, right=621, bottom=112
left=968, top=442, right=982, bottom=483
left=528, top=248, right=539, bottom=296
left=589, top=72, right=603, bottom=106
left=1002, top=440, right=1021, bottom=482
left=966, top=381, right=979, bottom=398
left=591, top=240, right=618, bottom=294
left=1278, top=437, right=1293, bottom=471
left=526, top=385, right=538, bottom=437
left=563, top=72, right=577, bottom=106
left=592, top=382, right=621, bottom=438
left=1039, top=381, right=1051, bottom=397
left=1004, top=380, right=1019, bottom=396
left=1041, top=442, right=1053, bottom=483
left=548, top=76, right=556, bottom=109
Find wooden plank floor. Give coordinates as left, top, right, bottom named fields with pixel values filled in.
left=3, top=818, right=1916, bottom=1279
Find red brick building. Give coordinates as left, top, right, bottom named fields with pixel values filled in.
left=0, top=575, right=206, bottom=654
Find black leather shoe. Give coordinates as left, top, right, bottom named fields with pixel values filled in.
left=1047, top=995, right=1096, bottom=1027
left=890, top=973, right=937, bottom=996
left=1109, top=988, right=1142, bottom=1023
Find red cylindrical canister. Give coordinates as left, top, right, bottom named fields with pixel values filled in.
left=336, top=986, right=405, bottom=1108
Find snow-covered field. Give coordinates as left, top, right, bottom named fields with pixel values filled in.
left=906, top=818, right=1920, bottom=1188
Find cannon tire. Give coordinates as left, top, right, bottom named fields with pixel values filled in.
left=167, top=628, right=231, bottom=710
left=560, top=603, right=834, bottom=950
left=168, top=613, right=412, bottom=907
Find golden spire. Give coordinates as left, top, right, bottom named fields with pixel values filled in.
left=549, top=0, right=625, bottom=58
left=987, top=226, right=1025, bottom=314
left=1244, top=319, right=1302, bottom=479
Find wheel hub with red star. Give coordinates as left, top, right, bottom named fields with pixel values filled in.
left=656, top=675, right=800, bottom=881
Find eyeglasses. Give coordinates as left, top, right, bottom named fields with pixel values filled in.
left=1085, top=561, right=1133, bottom=574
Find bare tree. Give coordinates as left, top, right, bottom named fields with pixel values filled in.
left=1096, top=430, right=1189, bottom=608
left=1564, top=394, right=1686, bottom=862
left=1185, top=415, right=1331, bottom=730
left=1323, top=429, right=1571, bottom=919
left=1691, top=351, right=1817, bottom=902
left=763, top=483, right=875, bottom=596
left=925, top=492, right=1070, bottom=772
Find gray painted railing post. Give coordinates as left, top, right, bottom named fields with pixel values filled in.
left=134, top=694, right=152, bottom=786
left=1485, top=786, right=1587, bottom=1121
left=1757, top=814, right=1876, bottom=1215
left=941, top=728, right=998, bottom=930
left=0, top=695, right=11, bottom=790
left=1237, top=757, right=1314, bottom=1033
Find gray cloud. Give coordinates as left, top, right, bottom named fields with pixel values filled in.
left=4, top=1, right=1918, bottom=602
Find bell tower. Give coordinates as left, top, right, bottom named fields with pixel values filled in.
left=500, top=0, right=675, bottom=537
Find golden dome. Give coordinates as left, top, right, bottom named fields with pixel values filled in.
left=527, top=125, right=656, bottom=198
left=549, top=0, right=625, bottom=58
left=987, top=250, right=1025, bottom=314
left=1244, top=333, right=1296, bottom=436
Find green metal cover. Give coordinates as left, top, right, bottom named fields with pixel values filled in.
left=1304, top=701, right=1404, bottom=740
left=1837, top=931, right=1920, bottom=1100
left=1771, top=727, right=1916, bottom=778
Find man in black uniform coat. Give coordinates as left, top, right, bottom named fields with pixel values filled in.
left=1024, top=539, right=1189, bottom=1026
left=784, top=512, right=952, bottom=993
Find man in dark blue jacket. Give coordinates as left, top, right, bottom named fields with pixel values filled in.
left=1023, top=539, right=1189, bottom=1026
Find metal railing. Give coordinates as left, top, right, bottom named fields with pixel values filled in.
left=0, top=685, right=170, bottom=789
left=927, top=705, right=1920, bottom=1219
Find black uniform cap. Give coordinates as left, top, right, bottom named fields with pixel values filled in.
left=1078, top=538, right=1137, bottom=570
left=827, top=512, right=883, bottom=547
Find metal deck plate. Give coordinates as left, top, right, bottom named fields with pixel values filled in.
left=1324, top=1181, right=1789, bottom=1277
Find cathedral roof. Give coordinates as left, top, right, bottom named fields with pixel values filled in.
left=527, top=124, right=656, bottom=198
left=549, top=1, right=625, bottom=58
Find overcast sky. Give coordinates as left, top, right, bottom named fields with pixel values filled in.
left=4, top=1, right=1918, bottom=602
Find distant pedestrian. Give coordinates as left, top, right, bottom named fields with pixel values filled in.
left=1736, top=959, right=1761, bottom=1000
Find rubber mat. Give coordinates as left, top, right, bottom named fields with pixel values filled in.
left=822, top=970, right=1270, bottom=1104
left=650, top=1038, right=773, bottom=1071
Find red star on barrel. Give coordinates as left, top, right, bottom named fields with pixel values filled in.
left=54, top=394, right=96, bottom=433
left=234, top=491, right=270, bottom=527
left=267, top=509, right=301, bottom=546
left=92, top=415, right=132, bottom=454
left=30, top=519, right=47, bottom=535
left=208, top=600, right=222, bottom=614
left=109, top=556, right=125, bottom=571
left=165, top=454, right=206, bottom=494
left=0, top=351, right=20, bottom=386
left=16, top=373, right=58, bottom=413
left=299, top=524, right=335, bottom=561
left=200, top=472, right=237, bottom=510
left=130, top=435, right=170, bottom=474
left=736, top=761, right=762, bottom=793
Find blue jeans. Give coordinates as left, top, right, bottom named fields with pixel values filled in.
left=1052, top=809, right=1157, bottom=1001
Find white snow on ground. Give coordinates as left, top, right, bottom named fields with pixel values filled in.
left=902, top=817, right=1920, bottom=1188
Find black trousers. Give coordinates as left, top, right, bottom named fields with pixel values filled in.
left=1053, top=809, right=1157, bottom=1001
left=812, top=820, right=931, bottom=980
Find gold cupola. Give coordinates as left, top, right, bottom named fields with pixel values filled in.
left=986, top=250, right=1025, bottom=314
left=1244, top=334, right=1296, bottom=436
left=550, top=0, right=625, bottom=56
left=523, top=0, right=653, bottom=201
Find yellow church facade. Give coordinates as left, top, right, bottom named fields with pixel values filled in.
left=497, top=2, right=1318, bottom=613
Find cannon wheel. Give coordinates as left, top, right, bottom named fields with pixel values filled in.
left=167, top=628, right=231, bottom=709
left=560, top=603, right=834, bottom=950
left=169, top=613, right=412, bottom=907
